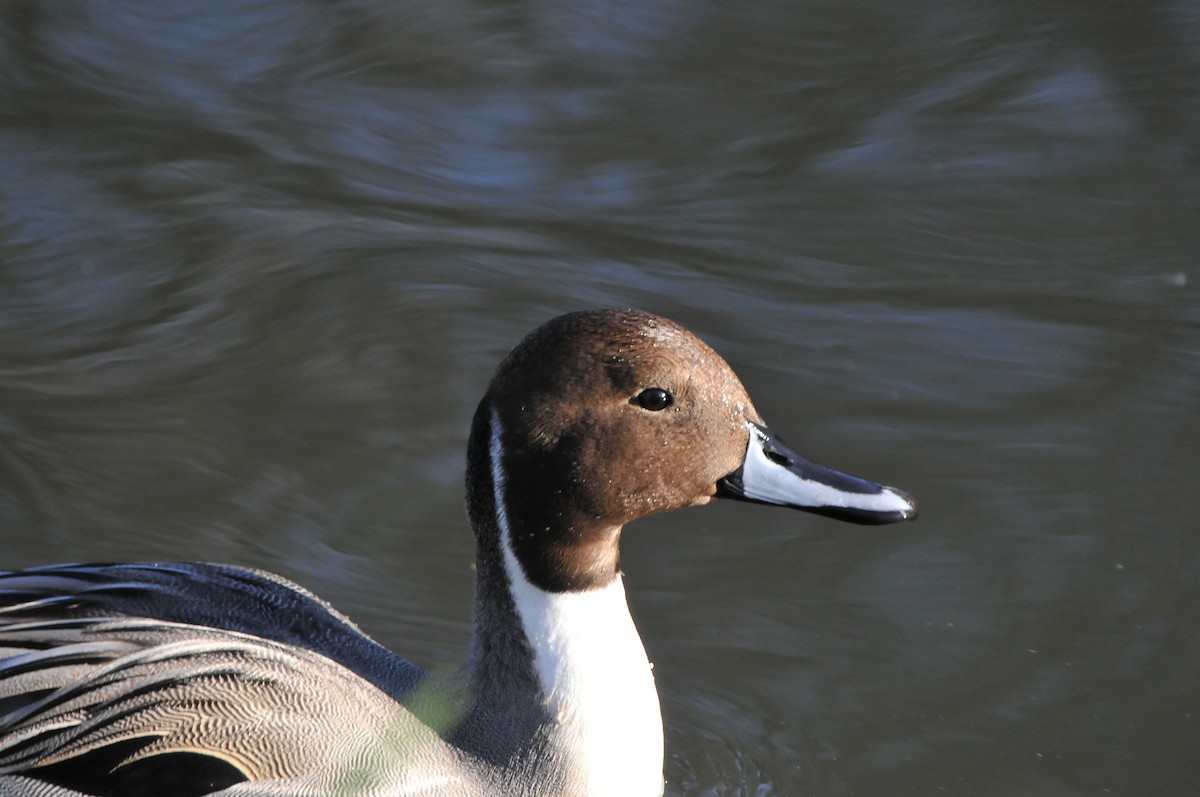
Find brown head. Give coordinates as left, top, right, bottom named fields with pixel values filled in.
left=467, top=309, right=916, bottom=593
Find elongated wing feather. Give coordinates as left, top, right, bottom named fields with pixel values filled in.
left=0, top=564, right=421, bottom=697
left=0, top=565, right=491, bottom=796
left=0, top=618, right=481, bottom=797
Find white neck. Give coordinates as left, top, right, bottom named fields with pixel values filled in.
left=489, top=411, right=664, bottom=797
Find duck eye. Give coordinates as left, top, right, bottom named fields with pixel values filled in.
left=634, top=387, right=673, bottom=411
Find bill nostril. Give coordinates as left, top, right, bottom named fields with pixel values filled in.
left=764, top=450, right=789, bottom=466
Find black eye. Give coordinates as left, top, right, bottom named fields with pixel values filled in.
left=634, top=387, right=673, bottom=411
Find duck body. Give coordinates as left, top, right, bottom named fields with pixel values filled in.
left=0, top=310, right=917, bottom=797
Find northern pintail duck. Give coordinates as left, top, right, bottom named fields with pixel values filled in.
left=0, top=309, right=916, bottom=797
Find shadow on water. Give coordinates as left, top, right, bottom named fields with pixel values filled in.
left=2, top=1, right=1199, bottom=794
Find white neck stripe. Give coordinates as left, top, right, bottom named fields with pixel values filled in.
left=486, top=408, right=664, bottom=796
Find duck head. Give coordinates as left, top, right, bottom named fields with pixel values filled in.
left=469, top=309, right=916, bottom=593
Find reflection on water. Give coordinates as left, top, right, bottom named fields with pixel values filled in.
left=2, top=1, right=1198, bottom=794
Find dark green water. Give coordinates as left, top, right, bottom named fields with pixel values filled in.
left=2, top=2, right=1198, bottom=794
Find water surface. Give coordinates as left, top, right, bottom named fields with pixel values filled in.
left=2, top=2, right=1198, bottom=794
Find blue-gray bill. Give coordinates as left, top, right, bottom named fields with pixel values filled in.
left=717, top=423, right=918, bottom=525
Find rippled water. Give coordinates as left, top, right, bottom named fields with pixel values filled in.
left=2, top=2, right=1198, bottom=795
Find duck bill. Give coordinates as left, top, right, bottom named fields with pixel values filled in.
left=717, top=423, right=918, bottom=525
